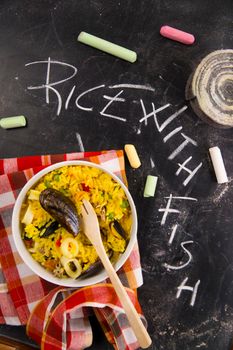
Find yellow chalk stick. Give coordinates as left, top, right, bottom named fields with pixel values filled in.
left=124, top=144, right=141, bottom=168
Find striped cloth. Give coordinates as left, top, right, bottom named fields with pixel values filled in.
left=0, top=150, right=147, bottom=350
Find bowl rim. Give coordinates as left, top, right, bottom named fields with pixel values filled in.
left=12, top=160, right=137, bottom=287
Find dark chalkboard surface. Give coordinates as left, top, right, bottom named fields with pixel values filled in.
left=1, top=1, right=233, bottom=349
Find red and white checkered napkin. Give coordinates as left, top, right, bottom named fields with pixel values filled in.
left=0, top=150, right=147, bottom=350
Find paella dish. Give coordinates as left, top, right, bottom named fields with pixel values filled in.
left=20, top=165, right=132, bottom=280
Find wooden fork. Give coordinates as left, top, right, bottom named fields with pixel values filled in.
left=81, top=199, right=152, bottom=349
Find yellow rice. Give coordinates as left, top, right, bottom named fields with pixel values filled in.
left=20, top=165, right=132, bottom=279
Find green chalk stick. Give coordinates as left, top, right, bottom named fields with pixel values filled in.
left=77, top=31, right=137, bottom=63
left=0, top=116, right=27, bottom=129
left=143, top=175, right=158, bottom=197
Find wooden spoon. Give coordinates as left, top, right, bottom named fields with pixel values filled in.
left=81, top=199, right=152, bottom=349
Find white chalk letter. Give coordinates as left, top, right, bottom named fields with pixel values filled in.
left=164, top=241, right=194, bottom=270
left=25, top=58, right=78, bottom=115
left=168, top=133, right=197, bottom=160
left=75, top=84, right=105, bottom=112
left=176, top=277, right=200, bottom=307
left=158, top=194, right=180, bottom=226
left=139, top=100, right=170, bottom=127
left=176, top=156, right=203, bottom=186
left=100, top=90, right=126, bottom=122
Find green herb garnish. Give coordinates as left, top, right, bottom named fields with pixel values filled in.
left=53, top=174, right=60, bottom=182
left=120, top=199, right=129, bottom=208
left=107, top=212, right=115, bottom=221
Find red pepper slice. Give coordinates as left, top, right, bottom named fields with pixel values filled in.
left=56, top=238, right=61, bottom=247
left=81, top=183, right=90, bottom=192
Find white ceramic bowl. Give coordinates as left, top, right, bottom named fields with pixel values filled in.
left=12, top=160, right=137, bottom=287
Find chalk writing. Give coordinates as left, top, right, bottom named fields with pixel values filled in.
left=139, top=101, right=171, bottom=126
left=25, top=58, right=203, bottom=187
left=46, top=85, right=62, bottom=116
left=159, top=195, right=200, bottom=306
left=138, top=101, right=202, bottom=186
left=164, top=240, right=194, bottom=270
left=75, top=84, right=105, bottom=112
left=176, top=278, right=201, bottom=307
left=45, top=56, right=51, bottom=103
left=100, top=90, right=127, bottom=122
left=25, top=58, right=78, bottom=89
left=164, top=196, right=197, bottom=201
left=150, top=157, right=155, bottom=169
left=75, top=132, right=85, bottom=152
left=158, top=194, right=180, bottom=226
left=109, top=84, right=155, bottom=91
left=65, top=85, right=76, bottom=110
left=168, top=133, right=197, bottom=160
left=163, top=126, right=182, bottom=143
left=176, top=156, right=203, bottom=187
left=159, top=194, right=196, bottom=226
left=168, top=224, right=178, bottom=245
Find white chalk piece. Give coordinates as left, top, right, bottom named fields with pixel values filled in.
left=0, top=116, right=27, bottom=129
left=143, top=175, right=158, bottom=197
left=77, top=32, right=137, bottom=63
left=124, top=144, right=141, bottom=168
left=209, top=146, right=228, bottom=184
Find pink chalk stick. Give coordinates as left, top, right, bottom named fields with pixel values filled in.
left=160, top=25, right=195, bottom=45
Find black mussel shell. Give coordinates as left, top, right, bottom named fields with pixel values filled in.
left=39, top=220, right=60, bottom=237
left=39, top=188, right=79, bottom=236
left=80, top=259, right=103, bottom=278
left=110, top=220, right=128, bottom=240
left=80, top=250, right=113, bottom=278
